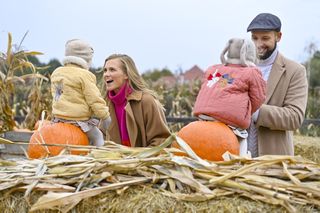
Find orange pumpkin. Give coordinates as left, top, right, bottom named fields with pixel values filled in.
left=34, top=120, right=51, bottom=130
left=28, top=122, right=89, bottom=159
left=173, top=121, right=239, bottom=161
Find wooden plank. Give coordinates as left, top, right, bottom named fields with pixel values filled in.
left=0, top=131, right=33, bottom=142
left=0, top=131, right=31, bottom=158
left=166, top=117, right=197, bottom=123
left=303, top=119, right=320, bottom=126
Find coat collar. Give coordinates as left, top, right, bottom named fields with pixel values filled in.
left=126, top=90, right=143, bottom=101
left=265, top=53, right=286, bottom=103
left=63, top=56, right=89, bottom=70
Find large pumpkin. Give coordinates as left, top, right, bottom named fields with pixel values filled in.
left=28, top=122, right=89, bottom=159
left=34, top=120, right=52, bottom=130
left=173, top=121, right=239, bottom=161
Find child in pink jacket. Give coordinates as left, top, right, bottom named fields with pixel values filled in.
left=193, top=38, right=266, bottom=156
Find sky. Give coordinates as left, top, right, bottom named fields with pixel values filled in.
left=1, top=0, right=320, bottom=73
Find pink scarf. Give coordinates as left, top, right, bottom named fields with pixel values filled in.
left=108, top=83, right=132, bottom=147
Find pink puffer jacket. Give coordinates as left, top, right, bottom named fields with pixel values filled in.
left=193, top=64, right=266, bottom=129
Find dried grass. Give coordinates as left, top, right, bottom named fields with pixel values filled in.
left=294, top=135, right=320, bottom=164
left=0, top=135, right=319, bottom=212
left=1, top=186, right=319, bottom=213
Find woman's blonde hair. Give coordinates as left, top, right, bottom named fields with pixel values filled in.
left=104, top=54, right=164, bottom=110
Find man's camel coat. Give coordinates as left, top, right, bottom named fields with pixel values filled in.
left=256, top=53, right=308, bottom=155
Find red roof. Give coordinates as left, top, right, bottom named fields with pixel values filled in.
left=153, top=65, right=204, bottom=88
left=179, top=65, right=204, bottom=82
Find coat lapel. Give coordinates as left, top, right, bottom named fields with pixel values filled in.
left=265, top=53, right=286, bottom=103
left=108, top=102, right=121, bottom=143
left=125, top=91, right=142, bottom=147
left=125, top=104, right=138, bottom=147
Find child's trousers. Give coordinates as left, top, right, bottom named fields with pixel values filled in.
left=85, top=126, right=105, bottom=147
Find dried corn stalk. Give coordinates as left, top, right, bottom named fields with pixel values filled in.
left=0, top=135, right=319, bottom=212
left=0, top=32, right=47, bottom=132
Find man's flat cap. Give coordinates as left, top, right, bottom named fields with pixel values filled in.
left=247, top=13, right=281, bottom=32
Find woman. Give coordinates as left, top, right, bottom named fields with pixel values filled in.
left=102, top=54, right=171, bottom=147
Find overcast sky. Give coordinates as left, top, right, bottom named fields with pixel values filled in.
left=1, top=0, right=319, bottom=73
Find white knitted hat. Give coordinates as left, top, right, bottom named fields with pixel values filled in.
left=63, top=39, right=94, bottom=69
left=220, top=38, right=256, bottom=67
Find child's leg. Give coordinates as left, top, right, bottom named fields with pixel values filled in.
left=238, top=138, right=249, bottom=157
left=86, top=126, right=104, bottom=147
left=228, top=125, right=251, bottom=157
left=100, top=117, right=112, bottom=132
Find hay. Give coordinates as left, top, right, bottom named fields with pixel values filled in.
left=0, top=135, right=319, bottom=212
left=1, top=186, right=319, bottom=213
left=294, top=135, right=320, bottom=164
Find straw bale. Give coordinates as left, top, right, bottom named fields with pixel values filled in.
left=0, top=135, right=319, bottom=212
left=1, top=186, right=319, bottom=213
left=294, top=135, right=320, bottom=163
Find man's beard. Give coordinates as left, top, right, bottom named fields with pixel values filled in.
left=258, top=42, right=277, bottom=60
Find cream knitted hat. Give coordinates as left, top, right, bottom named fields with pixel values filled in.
left=63, top=39, right=94, bottom=69
left=220, top=38, right=256, bottom=67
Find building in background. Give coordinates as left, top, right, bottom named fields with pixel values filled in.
left=155, top=65, right=204, bottom=89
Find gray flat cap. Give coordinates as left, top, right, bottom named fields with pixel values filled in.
left=247, top=13, right=281, bottom=32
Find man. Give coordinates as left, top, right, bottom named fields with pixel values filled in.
left=247, top=13, right=308, bottom=156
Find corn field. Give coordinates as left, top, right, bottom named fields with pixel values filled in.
left=0, top=33, right=51, bottom=132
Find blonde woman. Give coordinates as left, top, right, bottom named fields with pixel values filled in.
left=101, top=54, right=171, bottom=147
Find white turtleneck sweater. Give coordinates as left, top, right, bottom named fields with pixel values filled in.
left=257, top=45, right=279, bottom=81
left=252, top=45, right=279, bottom=121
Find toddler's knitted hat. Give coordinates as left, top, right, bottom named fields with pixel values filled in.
left=63, top=39, right=94, bottom=69
left=220, top=38, right=256, bottom=67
